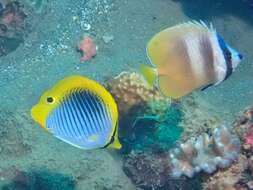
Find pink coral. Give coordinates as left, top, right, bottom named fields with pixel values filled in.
left=77, top=37, right=97, bottom=61
left=244, top=124, right=253, bottom=146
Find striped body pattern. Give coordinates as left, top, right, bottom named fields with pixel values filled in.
left=142, top=21, right=242, bottom=98
left=46, top=89, right=113, bottom=149
left=31, top=75, right=121, bottom=150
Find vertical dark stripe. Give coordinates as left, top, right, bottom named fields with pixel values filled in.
left=61, top=98, right=76, bottom=138
left=103, top=103, right=112, bottom=129
left=88, top=93, right=105, bottom=131
left=76, top=91, right=95, bottom=135
left=84, top=92, right=103, bottom=132
left=100, top=101, right=111, bottom=131
left=64, top=96, right=82, bottom=138
left=59, top=103, right=73, bottom=137
left=56, top=106, right=68, bottom=136
left=175, top=38, right=195, bottom=78
left=198, top=33, right=215, bottom=81
left=68, top=92, right=87, bottom=138
left=82, top=92, right=99, bottom=134
left=71, top=91, right=89, bottom=137
left=46, top=88, right=113, bottom=149
left=216, top=34, right=233, bottom=81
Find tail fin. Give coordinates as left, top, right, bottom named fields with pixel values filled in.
left=108, top=137, right=122, bottom=149
left=107, top=128, right=122, bottom=150
left=139, top=64, right=157, bottom=87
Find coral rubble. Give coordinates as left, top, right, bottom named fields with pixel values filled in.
left=234, top=106, right=253, bottom=153
left=0, top=1, right=27, bottom=56
left=0, top=110, right=31, bottom=158
left=123, top=152, right=171, bottom=189
left=202, top=106, right=253, bottom=190
left=203, top=154, right=248, bottom=190
left=179, top=95, right=221, bottom=141
left=123, top=152, right=203, bottom=190
left=123, top=126, right=240, bottom=189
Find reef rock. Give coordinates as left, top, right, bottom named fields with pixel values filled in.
left=0, top=110, right=31, bottom=158
left=123, top=126, right=240, bottom=189
left=234, top=106, right=253, bottom=154
left=0, top=1, right=27, bottom=56
left=203, top=155, right=248, bottom=190
left=123, top=152, right=203, bottom=190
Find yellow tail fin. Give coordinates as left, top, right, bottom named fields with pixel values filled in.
left=140, top=64, right=157, bottom=87
left=108, top=129, right=122, bottom=149
left=108, top=137, right=122, bottom=149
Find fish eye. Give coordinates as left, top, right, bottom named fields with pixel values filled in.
left=46, top=97, right=54, bottom=104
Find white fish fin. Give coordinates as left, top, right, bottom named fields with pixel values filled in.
left=55, top=135, right=84, bottom=149
left=179, top=20, right=216, bottom=34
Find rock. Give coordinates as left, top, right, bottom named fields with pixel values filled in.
left=102, top=34, right=114, bottom=43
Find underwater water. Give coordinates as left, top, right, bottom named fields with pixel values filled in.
left=1, top=0, right=253, bottom=189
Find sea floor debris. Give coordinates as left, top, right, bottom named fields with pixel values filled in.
left=116, top=76, right=253, bottom=189
left=0, top=1, right=27, bottom=57
left=0, top=110, right=31, bottom=158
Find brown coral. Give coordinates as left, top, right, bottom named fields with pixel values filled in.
left=234, top=106, right=253, bottom=154
left=105, top=72, right=171, bottom=138
left=203, top=155, right=248, bottom=190
left=105, top=72, right=171, bottom=115
left=203, top=106, right=253, bottom=190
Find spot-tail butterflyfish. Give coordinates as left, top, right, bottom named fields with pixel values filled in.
left=140, top=21, right=243, bottom=99
left=31, top=75, right=121, bottom=150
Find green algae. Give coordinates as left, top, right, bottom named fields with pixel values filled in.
left=121, top=104, right=183, bottom=153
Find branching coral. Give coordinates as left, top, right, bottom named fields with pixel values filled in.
left=169, top=126, right=240, bottom=178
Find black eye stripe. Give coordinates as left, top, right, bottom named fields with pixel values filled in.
left=218, top=42, right=232, bottom=81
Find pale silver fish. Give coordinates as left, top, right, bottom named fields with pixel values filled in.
left=140, top=21, right=243, bottom=98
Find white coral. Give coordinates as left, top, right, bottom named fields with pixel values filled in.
left=169, top=126, right=240, bottom=178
